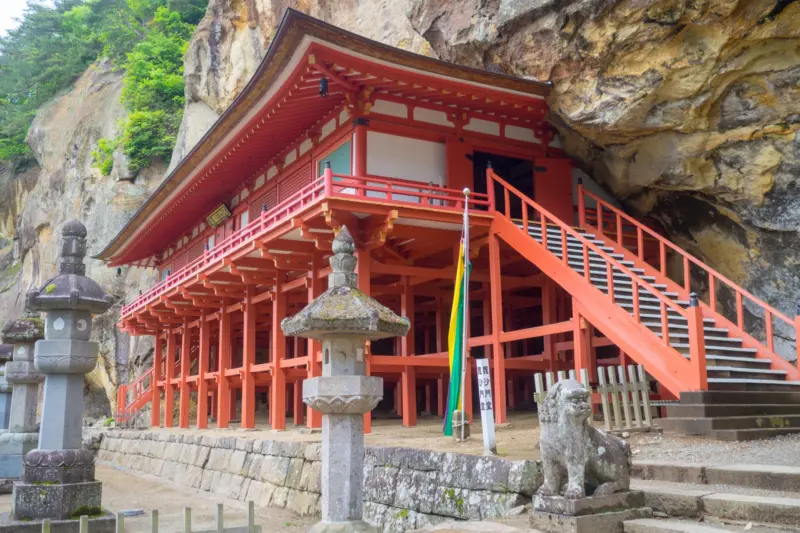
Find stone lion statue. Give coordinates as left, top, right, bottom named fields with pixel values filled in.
left=538, top=379, right=631, bottom=499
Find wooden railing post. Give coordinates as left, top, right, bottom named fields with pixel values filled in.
left=323, top=161, right=333, bottom=196
left=687, top=293, right=708, bottom=390
left=486, top=162, right=496, bottom=211
left=577, top=177, right=586, bottom=228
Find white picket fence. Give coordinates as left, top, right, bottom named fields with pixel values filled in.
left=533, top=365, right=655, bottom=433
left=39, top=502, right=260, bottom=533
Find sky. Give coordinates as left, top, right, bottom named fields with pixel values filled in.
left=0, top=0, right=37, bottom=37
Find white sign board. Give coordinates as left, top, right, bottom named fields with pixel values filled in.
left=475, top=358, right=497, bottom=455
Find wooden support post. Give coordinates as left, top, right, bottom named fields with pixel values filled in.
left=507, top=379, right=516, bottom=410
left=357, top=247, right=373, bottom=433
left=230, top=388, right=238, bottom=422
left=353, top=118, right=368, bottom=177
left=523, top=378, right=532, bottom=407
left=400, top=275, right=417, bottom=427
left=488, top=234, right=507, bottom=424
left=542, top=279, right=558, bottom=372
left=306, top=253, right=323, bottom=430
left=179, top=323, right=191, bottom=428
left=241, top=285, right=256, bottom=429
left=217, top=306, right=231, bottom=428
left=197, top=314, right=210, bottom=429
left=437, top=375, right=445, bottom=417
left=573, top=301, right=590, bottom=377
left=687, top=293, right=708, bottom=391
left=293, top=382, right=305, bottom=426
left=424, top=383, right=431, bottom=415
left=164, top=331, right=176, bottom=428
left=394, top=384, right=402, bottom=417
left=151, top=334, right=162, bottom=427
left=271, top=271, right=287, bottom=430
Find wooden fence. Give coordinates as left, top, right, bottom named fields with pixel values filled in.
left=38, top=502, right=260, bottom=533
left=533, top=365, right=655, bottom=433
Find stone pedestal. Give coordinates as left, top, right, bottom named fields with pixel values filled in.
left=530, top=492, right=652, bottom=533
left=0, top=349, right=12, bottom=431
left=282, top=226, right=410, bottom=533
left=5, top=220, right=113, bottom=524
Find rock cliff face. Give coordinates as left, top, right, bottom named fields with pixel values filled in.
left=0, top=0, right=797, bottom=417
left=0, top=60, right=164, bottom=418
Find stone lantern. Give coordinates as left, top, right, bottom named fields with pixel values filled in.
left=11, top=220, right=114, bottom=523
left=282, top=226, right=409, bottom=533
left=0, top=346, right=11, bottom=431
left=0, top=310, right=45, bottom=479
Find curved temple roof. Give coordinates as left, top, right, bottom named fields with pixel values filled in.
left=98, top=8, right=551, bottom=267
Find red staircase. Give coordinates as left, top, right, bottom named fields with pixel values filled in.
left=488, top=169, right=800, bottom=440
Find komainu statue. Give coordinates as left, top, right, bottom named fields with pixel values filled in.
left=538, top=379, right=631, bottom=499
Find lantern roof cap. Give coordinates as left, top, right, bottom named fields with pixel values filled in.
left=1, top=310, right=44, bottom=344
left=27, top=220, right=114, bottom=314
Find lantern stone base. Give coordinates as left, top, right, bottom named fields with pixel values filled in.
left=12, top=481, right=102, bottom=521
left=307, top=520, right=377, bottom=533
left=0, top=511, right=115, bottom=533
left=530, top=492, right=652, bottom=533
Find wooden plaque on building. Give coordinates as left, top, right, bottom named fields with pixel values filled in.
left=206, top=204, right=232, bottom=228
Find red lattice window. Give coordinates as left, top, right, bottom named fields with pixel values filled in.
left=278, top=161, right=312, bottom=202
left=187, top=242, right=204, bottom=263
left=250, top=184, right=278, bottom=220
left=172, top=251, right=188, bottom=272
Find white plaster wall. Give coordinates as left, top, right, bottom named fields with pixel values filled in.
left=366, top=131, right=447, bottom=203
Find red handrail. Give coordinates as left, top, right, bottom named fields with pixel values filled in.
left=122, top=172, right=490, bottom=320
left=488, top=169, right=707, bottom=389
left=578, top=185, right=798, bottom=363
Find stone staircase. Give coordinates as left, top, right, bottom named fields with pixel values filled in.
left=626, top=461, right=800, bottom=533
left=524, top=223, right=800, bottom=439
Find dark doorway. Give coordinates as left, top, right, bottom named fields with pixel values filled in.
left=472, top=151, right=533, bottom=218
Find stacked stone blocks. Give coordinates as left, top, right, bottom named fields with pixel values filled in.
left=97, top=431, right=541, bottom=533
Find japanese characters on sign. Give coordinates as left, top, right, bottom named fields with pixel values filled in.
left=206, top=204, right=232, bottom=228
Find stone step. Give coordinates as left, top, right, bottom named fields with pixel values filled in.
left=680, top=355, right=773, bottom=370
left=711, top=426, right=800, bottom=441
left=624, top=519, right=737, bottom=533
left=671, top=344, right=757, bottom=358
left=632, top=461, right=800, bottom=493
left=679, top=391, right=800, bottom=405
left=645, top=323, right=729, bottom=336
left=666, top=403, right=800, bottom=418
left=661, top=413, right=800, bottom=432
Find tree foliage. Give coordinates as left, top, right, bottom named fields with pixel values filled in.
left=0, top=0, right=207, bottom=167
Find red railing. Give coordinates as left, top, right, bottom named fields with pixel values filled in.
left=122, top=171, right=490, bottom=320
left=115, top=367, right=154, bottom=426
left=488, top=169, right=707, bottom=390
left=577, top=184, right=799, bottom=364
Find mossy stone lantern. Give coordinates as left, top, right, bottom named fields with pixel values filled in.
left=282, top=226, right=409, bottom=533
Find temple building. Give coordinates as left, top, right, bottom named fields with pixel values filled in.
left=101, top=10, right=799, bottom=438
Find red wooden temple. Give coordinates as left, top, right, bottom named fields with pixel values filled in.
left=102, top=10, right=800, bottom=436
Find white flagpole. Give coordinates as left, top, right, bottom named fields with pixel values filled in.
left=461, top=188, right=471, bottom=442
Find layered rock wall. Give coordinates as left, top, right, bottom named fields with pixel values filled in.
left=97, top=431, right=540, bottom=532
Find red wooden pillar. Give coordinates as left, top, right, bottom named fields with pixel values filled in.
left=151, top=334, right=162, bottom=427
left=488, top=234, right=507, bottom=424
left=271, top=271, right=287, bottom=430
left=394, top=383, right=402, bottom=417
left=230, top=388, right=238, bottom=421
left=241, top=285, right=256, bottom=429
left=217, top=306, right=231, bottom=428
left=523, top=379, right=532, bottom=407
left=436, top=375, right=445, bottom=417
left=306, top=253, right=323, bottom=429
left=356, top=247, right=373, bottom=433
left=164, top=331, right=176, bottom=428
left=542, top=279, right=558, bottom=372
left=573, top=300, right=591, bottom=376
left=507, top=379, right=516, bottom=409
left=353, top=118, right=368, bottom=177
left=400, top=276, right=417, bottom=427
left=197, top=314, right=210, bottom=429
left=424, top=383, right=431, bottom=415
left=179, top=322, right=191, bottom=428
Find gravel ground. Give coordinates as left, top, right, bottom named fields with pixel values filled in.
left=630, top=432, right=800, bottom=467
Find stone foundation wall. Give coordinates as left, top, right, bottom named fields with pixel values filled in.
left=97, top=431, right=541, bottom=532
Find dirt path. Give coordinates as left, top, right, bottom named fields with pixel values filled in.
left=0, top=465, right=315, bottom=533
